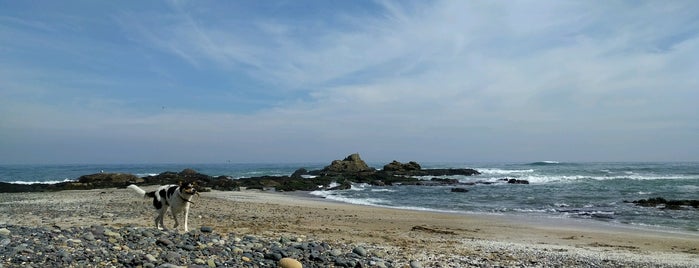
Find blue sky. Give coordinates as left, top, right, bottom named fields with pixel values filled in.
left=1, top=1, right=698, bottom=164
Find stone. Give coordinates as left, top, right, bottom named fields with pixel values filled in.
left=279, top=257, right=303, bottom=268
left=0, top=228, right=10, bottom=237
left=103, top=229, right=121, bottom=239
left=145, top=254, right=158, bottom=262
left=200, top=226, right=213, bottom=233
left=156, top=237, right=174, bottom=247
left=352, top=246, right=368, bottom=257
left=410, top=260, right=423, bottom=268
left=164, top=252, right=180, bottom=263
left=82, top=232, right=95, bottom=241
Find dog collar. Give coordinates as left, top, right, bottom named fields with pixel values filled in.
left=177, top=191, right=195, bottom=204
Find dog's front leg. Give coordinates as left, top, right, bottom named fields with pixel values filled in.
left=183, top=203, right=190, bottom=232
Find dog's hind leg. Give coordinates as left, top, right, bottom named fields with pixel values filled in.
left=156, top=208, right=167, bottom=230
left=171, top=209, right=180, bottom=230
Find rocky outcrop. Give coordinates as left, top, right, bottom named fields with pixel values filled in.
left=0, top=153, right=482, bottom=193
left=141, top=169, right=238, bottom=191
left=320, top=153, right=374, bottom=174
left=383, top=160, right=421, bottom=172
left=627, top=197, right=699, bottom=210
left=76, top=173, right=143, bottom=188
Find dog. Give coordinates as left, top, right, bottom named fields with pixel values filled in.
left=127, top=182, right=198, bottom=232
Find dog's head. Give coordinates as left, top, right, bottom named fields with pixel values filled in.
left=179, top=181, right=198, bottom=196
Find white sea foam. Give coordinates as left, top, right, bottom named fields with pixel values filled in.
left=518, top=174, right=698, bottom=184
left=477, top=168, right=534, bottom=175
left=512, top=208, right=556, bottom=213
left=7, top=179, right=75, bottom=185
left=309, top=190, right=387, bottom=206
left=135, top=173, right=159, bottom=177
left=371, top=188, right=396, bottom=192
left=349, top=183, right=370, bottom=191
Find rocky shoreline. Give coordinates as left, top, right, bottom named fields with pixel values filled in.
left=0, top=154, right=480, bottom=193
left=1, top=187, right=698, bottom=267
left=0, top=224, right=407, bottom=268
left=4, top=223, right=690, bottom=268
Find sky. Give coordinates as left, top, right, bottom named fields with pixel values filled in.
left=1, top=1, right=698, bottom=164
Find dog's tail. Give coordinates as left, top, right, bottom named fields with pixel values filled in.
left=127, top=184, right=152, bottom=198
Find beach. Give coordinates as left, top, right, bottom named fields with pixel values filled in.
left=1, top=187, right=698, bottom=267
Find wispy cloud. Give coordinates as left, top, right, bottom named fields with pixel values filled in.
left=1, top=1, right=698, bottom=163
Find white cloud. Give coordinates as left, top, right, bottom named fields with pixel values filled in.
left=2, top=1, right=698, bottom=163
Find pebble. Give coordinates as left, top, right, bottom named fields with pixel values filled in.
left=279, top=257, right=303, bottom=268
left=200, top=226, right=213, bottom=233
left=352, top=246, right=368, bottom=257
left=0, top=224, right=662, bottom=268
left=409, top=260, right=423, bottom=268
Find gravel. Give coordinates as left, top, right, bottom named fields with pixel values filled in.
left=1, top=224, right=696, bottom=268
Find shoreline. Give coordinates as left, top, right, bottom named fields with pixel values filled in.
left=1, top=187, right=698, bottom=267
left=291, top=189, right=699, bottom=238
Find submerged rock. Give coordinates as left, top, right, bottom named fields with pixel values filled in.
left=628, top=197, right=699, bottom=210
left=507, top=179, right=530, bottom=184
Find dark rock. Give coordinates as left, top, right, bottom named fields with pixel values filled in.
left=156, top=237, right=174, bottom=247
left=200, top=226, right=213, bottom=233
left=290, top=168, right=309, bottom=178
left=0, top=182, right=51, bottom=193
left=371, top=180, right=386, bottom=186
left=628, top=197, right=699, bottom=210
left=265, top=252, right=283, bottom=261
left=76, top=173, right=143, bottom=188
left=383, top=160, right=421, bottom=172
left=507, top=179, right=530, bottom=184
left=450, top=188, right=469, bottom=193
left=321, top=153, right=374, bottom=173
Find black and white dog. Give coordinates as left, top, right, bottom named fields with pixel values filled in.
left=127, top=182, right=198, bottom=232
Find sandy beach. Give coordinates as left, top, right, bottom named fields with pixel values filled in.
left=1, top=187, right=698, bottom=267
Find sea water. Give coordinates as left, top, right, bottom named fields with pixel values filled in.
left=1, top=162, right=697, bottom=232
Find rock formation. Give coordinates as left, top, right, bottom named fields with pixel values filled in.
left=321, top=153, right=374, bottom=173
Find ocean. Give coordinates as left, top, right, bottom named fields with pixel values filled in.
left=1, top=162, right=697, bottom=232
